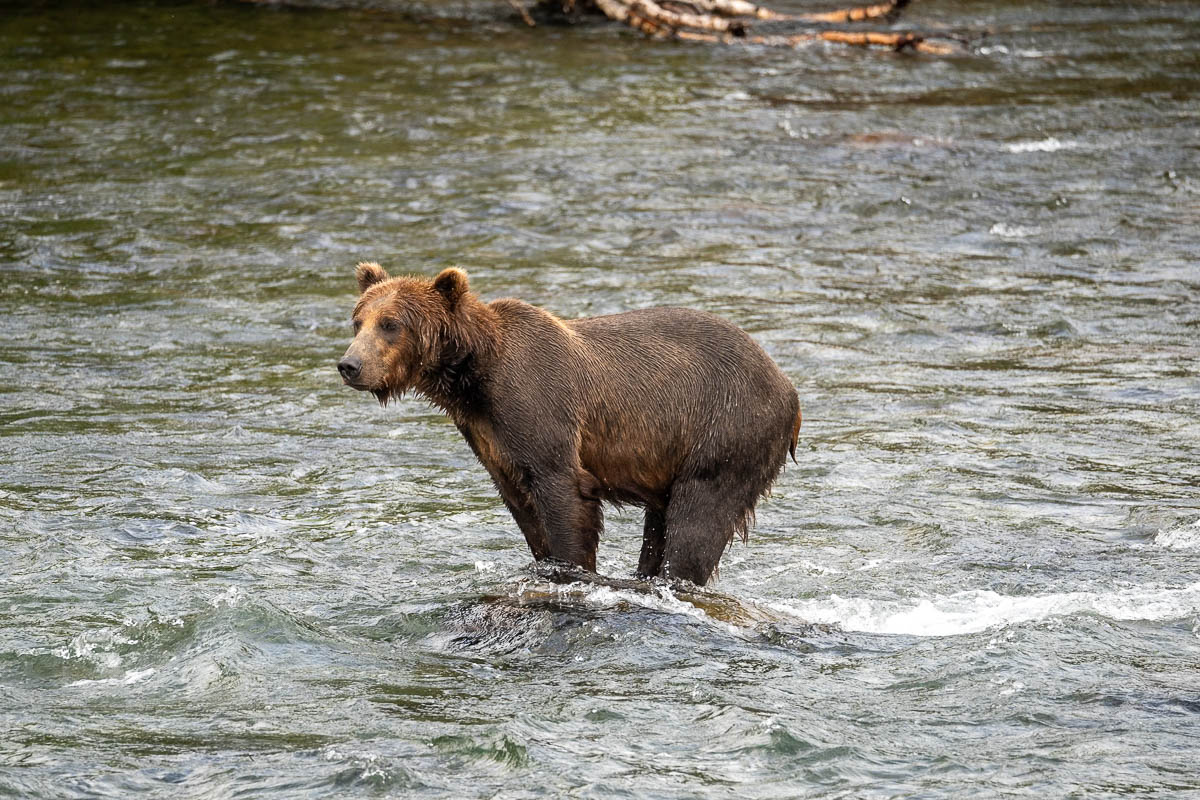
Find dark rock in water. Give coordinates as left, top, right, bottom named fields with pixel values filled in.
left=431, top=562, right=834, bottom=657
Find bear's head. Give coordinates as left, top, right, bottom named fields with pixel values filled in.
left=337, top=262, right=470, bottom=405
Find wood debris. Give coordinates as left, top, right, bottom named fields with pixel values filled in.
left=543, top=0, right=964, bottom=53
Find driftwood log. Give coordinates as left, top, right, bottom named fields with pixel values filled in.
left=533, top=0, right=963, bottom=53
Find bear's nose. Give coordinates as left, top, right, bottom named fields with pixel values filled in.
left=338, top=356, right=362, bottom=382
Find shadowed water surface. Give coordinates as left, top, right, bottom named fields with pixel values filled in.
left=2, top=0, right=1199, bottom=796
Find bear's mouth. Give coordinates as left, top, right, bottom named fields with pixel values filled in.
left=341, top=377, right=383, bottom=397
left=341, top=377, right=393, bottom=406
left=342, top=380, right=392, bottom=407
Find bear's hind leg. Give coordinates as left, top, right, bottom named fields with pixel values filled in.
left=636, top=507, right=666, bottom=579
left=659, top=477, right=757, bottom=586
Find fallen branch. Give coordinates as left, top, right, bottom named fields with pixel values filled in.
left=507, top=0, right=538, bottom=26
left=631, top=0, right=744, bottom=33
left=686, top=0, right=789, bottom=21
left=543, top=0, right=965, bottom=53
left=797, top=0, right=908, bottom=23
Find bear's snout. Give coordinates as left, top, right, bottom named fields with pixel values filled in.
left=337, top=355, right=363, bottom=384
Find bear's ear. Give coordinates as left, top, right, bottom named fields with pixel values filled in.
left=432, top=267, right=469, bottom=309
left=356, top=261, right=389, bottom=294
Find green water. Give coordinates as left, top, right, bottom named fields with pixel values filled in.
left=2, top=0, right=1199, bottom=797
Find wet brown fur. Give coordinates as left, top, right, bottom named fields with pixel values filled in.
left=340, top=263, right=802, bottom=586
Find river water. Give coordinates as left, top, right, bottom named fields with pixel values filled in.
left=2, top=0, right=1199, bottom=796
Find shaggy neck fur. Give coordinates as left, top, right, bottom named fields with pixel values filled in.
left=410, top=295, right=500, bottom=424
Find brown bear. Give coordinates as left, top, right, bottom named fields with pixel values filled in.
left=337, top=263, right=801, bottom=586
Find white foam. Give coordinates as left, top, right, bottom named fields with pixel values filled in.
left=517, top=581, right=746, bottom=635
left=989, top=222, right=1041, bottom=238
left=555, top=583, right=704, bottom=618
left=1003, top=137, right=1078, bottom=153
left=68, top=668, right=156, bottom=688
left=769, top=582, right=1200, bottom=637
left=210, top=585, right=246, bottom=608
left=1155, top=520, right=1200, bottom=550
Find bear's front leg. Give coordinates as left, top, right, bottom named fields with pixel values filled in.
left=487, top=464, right=553, bottom=562
left=521, top=464, right=603, bottom=573
left=492, top=412, right=602, bottom=571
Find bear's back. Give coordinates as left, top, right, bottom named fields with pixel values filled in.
left=486, top=299, right=794, bottom=425
left=567, top=306, right=787, bottom=392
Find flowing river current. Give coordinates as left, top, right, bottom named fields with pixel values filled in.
left=2, top=1, right=1199, bottom=797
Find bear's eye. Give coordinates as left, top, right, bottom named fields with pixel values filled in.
left=352, top=319, right=362, bottom=334
left=379, top=318, right=400, bottom=334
